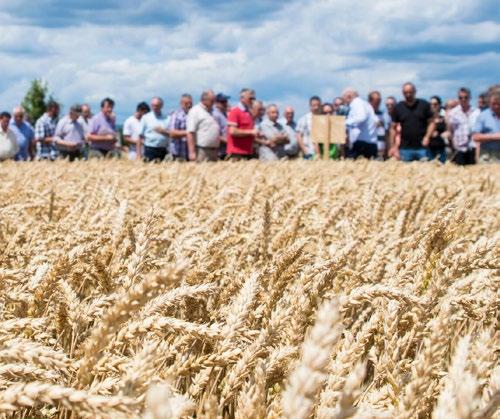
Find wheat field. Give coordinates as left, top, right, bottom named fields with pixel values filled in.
left=0, top=160, right=498, bottom=419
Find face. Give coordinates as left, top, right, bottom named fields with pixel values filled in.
left=333, top=99, right=342, bottom=112
left=0, top=116, right=10, bottom=131
left=102, top=102, right=114, bottom=118
left=458, top=91, right=470, bottom=108
left=252, top=102, right=264, bottom=119
left=151, top=99, right=163, bottom=114
left=430, top=99, right=441, bottom=113
left=369, top=94, right=381, bottom=110
left=267, top=106, right=279, bottom=122
left=402, top=84, right=416, bottom=103
left=478, top=96, right=486, bottom=109
left=48, top=105, right=60, bottom=118
left=490, top=96, right=500, bottom=116
left=181, top=96, right=193, bottom=111
left=284, top=108, right=294, bottom=122
left=322, top=105, right=334, bottom=115
left=69, top=110, right=80, bottom=122
left=386, top=99, right=395, bottom=112
left=310, top=99, right=321, bottom=114
left=82, top=106, right=91, bottom=119
left=14, top=112, right=24, bottom=125
left=202, top=94, right=215, bottom=110
left=241, top=91, right=256, bottom=108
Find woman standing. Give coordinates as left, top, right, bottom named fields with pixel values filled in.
left=426, top=96, right=448, bottom=163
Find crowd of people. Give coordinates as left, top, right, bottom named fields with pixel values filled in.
left=0, top=82, right=499, bottom=164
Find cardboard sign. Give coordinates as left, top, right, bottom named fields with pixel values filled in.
left=311, top=115, right=346, bottom=159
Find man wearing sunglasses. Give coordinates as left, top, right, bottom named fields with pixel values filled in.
left=447, top=87, right=480, bottom=165
left=226, top=88, right=260, bottom=161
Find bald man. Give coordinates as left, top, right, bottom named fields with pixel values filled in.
left=280, top=106, right=299, bottom=158
left=141, top=97, right=170, bottom=162
left=9, top=106, right=35, bottom=161
left=258, top=104, right=290, bottom=161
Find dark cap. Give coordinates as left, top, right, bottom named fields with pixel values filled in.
left=216, top=93, right=230, bottom=103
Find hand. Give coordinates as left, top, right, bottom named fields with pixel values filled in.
left=106, top=134, right=116, bottom=141
left=422, top=137, right=430, bottom=147
left=303, top=153, right=314, bottom=160
left=389, top=147, right=400, bottom=160
left=153, top=127, right=164, bottom=134
left=267, top=140, right=276, bottom=149
left=188, top=150, right=197, bottom=162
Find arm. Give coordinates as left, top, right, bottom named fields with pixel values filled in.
left=228, top=125, right=257, bottom=138
left=472, top=132, right=500, bottom=142
left=186, top=132, right=196, bottom=161
left=35, top=122, right=54, bottom=144
left=296, top=131, right=308, bottom=155
left=388, top=123, right=401, bottom=159
left=87, top=133, right=116, bottom=142
left=422, top=120, right=436, bottom=147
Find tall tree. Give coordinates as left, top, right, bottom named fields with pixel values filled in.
left=21, top=79, right=49, bottom=124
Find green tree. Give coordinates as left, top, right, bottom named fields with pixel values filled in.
left=21, top=79, right=49, bottom=124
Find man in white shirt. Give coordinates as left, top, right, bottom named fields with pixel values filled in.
left=123, top=102, right=150, bottom=160
left=296, top=96, right=322, bottom=159
left=186, top=90, right=221, bottom=162
left=0, top=112, right=18, bottom=161
left=342, top=88, right=378, bottom=159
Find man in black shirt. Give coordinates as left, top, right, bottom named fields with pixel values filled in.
left=389, top=83, right=435, bottom=161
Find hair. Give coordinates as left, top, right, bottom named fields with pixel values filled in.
left=333, top=97, right=343, bottom=104
left=386, top=96, right=396, bottom=102
left=368, top=91, right=381, bottom=102
left=0, top=111, right=11, bottom=119
left=322, top=103, right=333, bottom=111
left=12, top=106, right=25, bottom=115
left=309, top=95, right=322, bottom=104
left=478, top=92, right=487, bottom=100
left=266, top=104, right=278, bottom=111
left=101, top=98, right=115, bottom=108
left=240, top=88, right=255, bottom=97
left=181, top=94, right=193, bottom=100
left=201, top=90, right=215, bottom=101
left=430, top=96, right=442, bottom=106
left=487, top=84, right=500, bottom=101
left=70, top=104, right=82, bottom=113
left=46, top=100, right=59, bottom=111
left=136, top=102, right=150, bottom=113
left=403, top=82, right=416, bottom=91
left=458, top=87, right=471, bottom=98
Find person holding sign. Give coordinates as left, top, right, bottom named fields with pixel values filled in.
left=297, top=96, right=322, bottom=159
left=342, top=88, right=378, bottom=159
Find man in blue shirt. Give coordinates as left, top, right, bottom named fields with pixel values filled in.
left=141, top=97, right=170, bottom=162
left=472, top=86, right=500, bottom=162
left=9, top=107, right=35, bottom=161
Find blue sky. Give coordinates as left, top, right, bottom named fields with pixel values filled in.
left=0, top=0, right=498, bottom=120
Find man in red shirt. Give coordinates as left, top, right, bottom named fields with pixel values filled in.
left=227, top=88, right=260, bottom=160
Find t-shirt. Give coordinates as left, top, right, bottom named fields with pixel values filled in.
left=392, top=99, right=433, bottom=149
left=123, top=115, right=143, bottom=152
left=227, top=103, right=254, bottom=155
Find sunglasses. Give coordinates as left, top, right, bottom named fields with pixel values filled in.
left=458, top=96, right=469, bottom=100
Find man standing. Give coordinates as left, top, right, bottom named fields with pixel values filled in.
left=34, top=101, right=60, bottom=161
left=213, top=93, right=230, bottom=159
left=78, top=104, right=92, bottom=134
left=368, top=91, right=386, bottom=159
left=280, top=106, right=299, bottom=158
left=342, top=88, right=378, bottom=159
left=297, top=96, right=322, bottom=159
left=226, top=88, right=260, bottom=161
left=186, top=90, right=221, bottom=162
left=141, top=97, right=170, bottom=162
left=53, top=105, right=86, bottom=161
left=169, top=94, right=193, bottom=161
left=9, top=107, right=35, bottom=161
left=258, top=104, right=290, bottom=161
left=390, top=83, right=434, bottom=162
left=87, top=98, right=119, bottom=158
left=472, top=86, right=500, bottom=162
left=0, top=112, right=18, bottom=161
left=123, top=102, right=150, bottom=160
left=447, top=87, right=480, bottom=165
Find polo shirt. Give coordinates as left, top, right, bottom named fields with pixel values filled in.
left=472, top=109, right=500, bottom=152
left=123, top=115, right=143, bottom=153
left=54, top=116, right=86, bottom=150
left=9, top=121, right=34, bottom=161
left=227, top=103, right=254, bottom=155
left=0, top=127, right=18, bottom=160
left=296, top=112, right=316, bottom=155
left=392, top=99, right=433, bottom=149
left=88, top=112, right=117, bottom=151
left=186, top=103, right=220, bottom=148
left=448, top=105, right=480, bottom=152
left=141, top=111, right=170, bottom=148
left=259, top=118, right=288, bottom=160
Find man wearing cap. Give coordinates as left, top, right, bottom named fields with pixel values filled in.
left=226, top=88, right=260, bottom=160
left=54, top=105, right=86, bottom=161
left=213, top=93, right=230, bottom=159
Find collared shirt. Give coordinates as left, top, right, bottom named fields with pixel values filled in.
left=227, top=102, right=255, bottom=155
left=279, top=119, right=299, bottom=157
left=0, top=127, right=18, bottom=160
left=88, top=112, right=117, bottom=151
left=448, top=105, right=480, bottom=152
left=141, top=111, right=170, bottom=148
left=34, top=113, right=58, bottom=160
left=296, top=112, right=316, bottom=155
left=78, top=116, right=91, bottom=135
left=168, top=108, right=188, bottom=157
left=259, top=118, right=288, bottom=161
left=123, top=115, right=143, bottom=153
left=9, top=121, right=34, bottom=161
left=213, top=107, right=228, bottom=137
left=472, top=108, right=500, bottom=152
left=187, top=103, right=220, bottom=148
left=345, top=97, right=378, bottom=145
left=54, top=116, right=85, bottom=150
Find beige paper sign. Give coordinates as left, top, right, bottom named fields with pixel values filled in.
left=311, top=115, right=346, bottom=159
